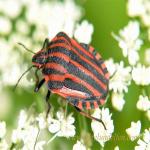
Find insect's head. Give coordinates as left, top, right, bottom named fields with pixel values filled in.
left=14, top=39, right=50, bottom=90
left=32, top=50, right=48, bottom=68
left=32, top=38, right=49, bottom=69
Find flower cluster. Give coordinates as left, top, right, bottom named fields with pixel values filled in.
left=91, top=108, right=114, bottom=147
left=128, top=0, right=150, bottom=27
left=105, top=0, right=150, bottom=149
left=0, top=108, right=77, bottom=150
left=126, top=121, right=141, bottom=141
left=109, top=0, right=150, bottom=119
left=105, top=59, right=131, bottom=111
left=135, top=128, right=150, bottom=150
left=0, top=0, right=93, bottom=90
left=137, top=95, right=150, bottom=121
left=0, top=106, right=114, bottom=149
left=132, top=64, right=150, bottom=86
left=73, top=140, right=86, bottom=150
left=11, top=110, right=45, bottom=150
left=112, top=21, right=143, bottom=66
left=47, top=110, right=75, bottom=139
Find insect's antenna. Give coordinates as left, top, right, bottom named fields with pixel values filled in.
left=18, top=42, right=36, bottom=54
left=13, top=65, right=35, bottom=91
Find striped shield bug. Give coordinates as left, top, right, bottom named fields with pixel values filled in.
left=16, top=32, right=109, bottom=129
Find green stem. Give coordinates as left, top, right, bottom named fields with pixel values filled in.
left=34, top=128, right=40, bottom=150
left=47, top=132, right=59, bottom=144
left=101, top=147, right=104, bottom=150
left=140, top=86, right=149, bottom=97
left=145, top=87, right=150, bottom=98
left=9, top=143, right=16, bottom=150
left=64, top=102, right=68, bottom=119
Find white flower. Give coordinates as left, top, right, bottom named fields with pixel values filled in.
left=15, top=19, right=30, bottom=35
left=111, top=92, right=125, bottom=111
left=35, top=141, right=46, bottom=150
left=22, top=126, right=39, bottom=150
left=0, top=121, right=6, bottom=139
left=127, top=0, right=144, bottom=17
left=140, top=1, right=150, bottom=27
left=91, top=108, right=114, bottom=147
left=48, top=111, right=75, bottom=138
left=137, top=95, right=150, bottom=111
left=132, top=64, right=150, bottom=86
left=114, top=146, right=120, bottom=150
left=1, top=0, right=22, bottom=19
left=105, top=58, right=116, bottom=77
left=135, top=128, right=150, bottom=150
left=144, top=48, right=150, bottom=65
left=113, top=21, right=143, bottom=65
left=73, top=140, right=86, bottom=150
left=74, top=20, right=94, bottom=44
left=0, top=38, right=29, bottom=86
left=18, top=110, right=28, bottom=129
left=36, top=112, right=47, bottom=129
left=0, top=140, right=8, bottom=150
left=47, top=0, right=81, bottom=39
left=11, top=128, right=24, bottom=143
left=128, top=0, right=150, bottom=27
left=0, top=16, right=12, bottom=35
left=109, top=61, right=131, bottom=93
left=12, top=122, right=39, bottom=146
left=48, top=118, right=60, bottom=134
left=11, top=109, right=40, bottom=148
left=126, top=121, right=141, bottom=141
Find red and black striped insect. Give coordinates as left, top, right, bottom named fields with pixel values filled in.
left=16, top=32, right=109, bottom=128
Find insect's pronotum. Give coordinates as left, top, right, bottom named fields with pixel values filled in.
left=16, top=32, right=109, bottom=129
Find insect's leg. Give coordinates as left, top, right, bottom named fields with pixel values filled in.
left=45, top=90, right=51, bottom=118
left=35, top=68, right=40, bottom=89
left=42, top=38, right=49, bottom=49
left=34, top=78, right=45, bottom=92
left=74, top=106, right=106, bottom=130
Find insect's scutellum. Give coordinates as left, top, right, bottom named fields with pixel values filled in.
left=16, top=32, right=110, bottom=128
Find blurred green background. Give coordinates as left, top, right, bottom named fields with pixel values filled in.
left=1, top=0, right=149, bottom=150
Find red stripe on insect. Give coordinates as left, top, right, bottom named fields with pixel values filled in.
left=70, top=58, right=107, bottom=90
left=71, top=39, right=94, bottom=59
left=45, top=63, right=67, bottom=73
left=51, top=89, right=67, bottom=98
left=89, top=46, right=94, bottom=53
left=65, top=73, right=101, bottom=96
left=44, top=74, right=65, bottom=82
left=50, top=43, right=105, bottom=77
left=93, top=101, right=98, bottom=108
left=105, top=72, right=110, bottom=80
left=40, top=36, right=71, bottom=52
left=47, top=52, right=107, bottom=90
left=78, top=101, right=83, bottom=109
left=49, top=51, right=70, bottom=62
left=86, top=101, right=91, bottom=109
left=100, top=99, right=105, bottom=105
left=54, top=36, right=71, bottom=45
left=50, top=36, right=94, bottom=61
left=95, top=53, right=101, bottom=60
